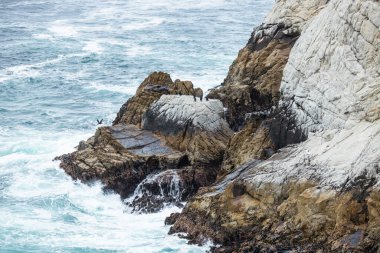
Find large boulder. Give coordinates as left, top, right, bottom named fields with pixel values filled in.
left=142, top=95, right=233, bottom=165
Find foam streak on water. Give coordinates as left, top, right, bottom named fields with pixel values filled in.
left=0, top=0, right=273, bottom=252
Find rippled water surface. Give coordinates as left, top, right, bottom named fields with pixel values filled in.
left=0, top=0, right=273, bottom=252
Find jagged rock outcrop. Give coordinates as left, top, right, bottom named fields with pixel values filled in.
left=207, top=22, right=299, bottom=130
left=206, top=0, right=329, bottom=131
left=58, top=72, right=232, bottom=212
left=113, top=72, right=196, bottom=127
left=205, top=0, right=329, bottom=178
left=58, top=124, right=186, bottom=199
left=169, top=0, right=380, bottom=252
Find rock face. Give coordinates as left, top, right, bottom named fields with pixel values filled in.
left=143, top=95, right=232, bottom=165
left=58, top=124, right=185, bottom=199
left=207, top=22, right=299, bottom=130
left=113, top=72, right=196, bottom=127
left=169, top=0, right=380, bottom=252
left=58, top=72, right=232, bottom=212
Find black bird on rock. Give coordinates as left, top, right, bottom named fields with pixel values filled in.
left=193, top=88, right=203, bottom=102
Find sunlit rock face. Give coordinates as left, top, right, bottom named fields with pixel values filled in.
left=170, top=0, right=380, bottom=252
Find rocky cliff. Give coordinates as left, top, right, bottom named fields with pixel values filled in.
left=58, top=0, right=379, bottom=252
left=169, top=0, right=380, bottom=252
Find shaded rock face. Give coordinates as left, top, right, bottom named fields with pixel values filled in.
left=206, top=21, right=308, bottom=179
left=219, top=102, right=306, bottom=178
left=113, top=72, right=196, bottom=127
left=169, top=0, right=380, bottom=252
left=207, top=22, right=299, bottom=131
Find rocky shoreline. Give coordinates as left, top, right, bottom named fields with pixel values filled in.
left=57, top=0, right=380, bottom=252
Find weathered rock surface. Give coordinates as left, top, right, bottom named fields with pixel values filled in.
left=58, top=124, right=185, bottom=199
left=143, top=95, right=232, bottom=165
left=206, top=0, right=328, bottom=131
left=205, top=0, right=325, bottom=178
left=113, top=72, right=196, bottom=127
left=281, top=0, right=380, bottom=132
left=207, top=22, right=299, bottom=131
left=58, top=73, right=232, bottom=212
left=169, top=0, right=380, bottom=252
left=204, top=0, right=328, bottom=179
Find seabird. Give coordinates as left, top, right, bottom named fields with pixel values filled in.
left=97, top=119, right=103, bottom=125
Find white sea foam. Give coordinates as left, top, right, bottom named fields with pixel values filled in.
left=83, top=41, right=103, bottom=53
left=137, top=0, right=226, bottom=10
left=89, top=82, right=137, bottom=95
left=0, top=76, right=10, bottom=83
left=48, top=21, right=79, bottom=37
left=0, top=53, right=87, bottom=80
left=126, top=45, right=152, bottom=57
left=122, top=17, right=165, bottom=31
left=32, top=33, right=53, bottom=40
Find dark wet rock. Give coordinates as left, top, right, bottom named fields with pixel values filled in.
left=58, top=124, right=186, bottom=199
left=125, top=169, right=195, bottom=213
left=165, top=212, right=181, bottom=225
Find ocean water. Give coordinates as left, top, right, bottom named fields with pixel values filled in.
left=0, top=0, right=273, bottom=252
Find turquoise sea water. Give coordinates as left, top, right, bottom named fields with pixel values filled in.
left=0, top=0, right=273, bottom=252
